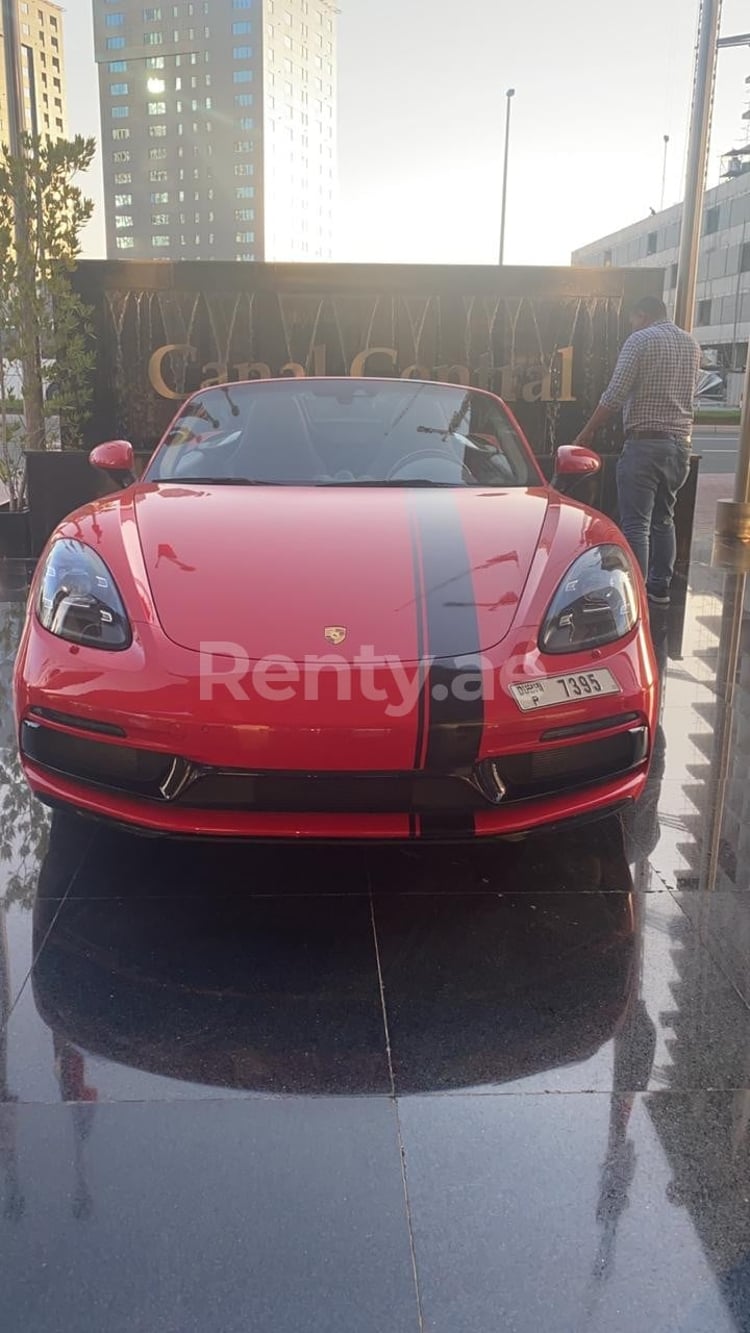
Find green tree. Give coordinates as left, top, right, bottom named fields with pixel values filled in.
left=0, top=134, right=96, bottom=509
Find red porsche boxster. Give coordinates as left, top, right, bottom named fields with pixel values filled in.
left=14, top=377, right=658, bottom=841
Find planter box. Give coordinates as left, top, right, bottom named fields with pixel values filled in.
left=24, top=449, right=151, bottom=556
left=0, top=507, right=31, bottom=558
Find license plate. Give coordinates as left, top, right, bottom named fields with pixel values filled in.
left=510, top=669, right=620, bottom=712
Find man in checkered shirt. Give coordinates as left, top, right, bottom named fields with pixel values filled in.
left=572, top=295, right=701, bottom=605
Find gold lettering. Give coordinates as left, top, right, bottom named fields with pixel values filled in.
left=148, top=344, right=197, bottom=400
left=233, top=362, right=272, bottom=380
left=349, top=347, right=398, bottom=377
left=435, top=364, right=471, bottom=386
left=400, top=365, right=431, bottom=381
left=313, top=343, right=327, bottom=376
left=201, top=362, right=229, bottom=388
left=279, top=362, right=306, bottom=377
left=555, top=345, right=576, bottom=401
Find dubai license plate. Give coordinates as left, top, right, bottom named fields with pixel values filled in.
left=510, top=669, right=620, bottom=712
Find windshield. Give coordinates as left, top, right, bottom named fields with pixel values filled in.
left=145, top=379, right=540, bottom=488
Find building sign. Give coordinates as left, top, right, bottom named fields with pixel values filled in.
left=71, top=261, right=663, bottom=456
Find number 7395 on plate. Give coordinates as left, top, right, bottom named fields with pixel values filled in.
left=510, top=669, right=620, bottom=712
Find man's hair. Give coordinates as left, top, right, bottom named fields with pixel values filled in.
left=633, top=295, right=668, bottom=321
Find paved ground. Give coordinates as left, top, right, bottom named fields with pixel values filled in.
left=1, top=481, right=750, bottom=1331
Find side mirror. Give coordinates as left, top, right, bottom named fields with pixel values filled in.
left=552, top=444, right=601, bottom=498
left=89, top=440, right=136, bottom=490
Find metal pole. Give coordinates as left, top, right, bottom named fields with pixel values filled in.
left=660, top=134, right=670, bottom=212
left=499, top=88, right=515, bottom=266
left=673, top=0, right=723, bottom=332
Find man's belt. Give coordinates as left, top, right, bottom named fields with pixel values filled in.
left=627, top=429, right=687, bottom=441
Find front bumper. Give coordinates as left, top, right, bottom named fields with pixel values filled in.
left=15, top=615, right=658, bottom=841
left=19, top=715, right=650, bottom=841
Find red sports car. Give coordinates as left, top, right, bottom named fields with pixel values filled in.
left=14, top=377, right=658, bottom=841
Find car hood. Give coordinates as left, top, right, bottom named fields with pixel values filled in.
left=133, top=483, right=550, bottom=661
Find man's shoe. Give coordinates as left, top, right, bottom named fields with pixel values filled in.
left=647, top=590, right=670, bottom=607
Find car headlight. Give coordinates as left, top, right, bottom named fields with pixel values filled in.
left=540, top=544, right=638, bottom=654
left=37, top=539, right=132, bottom=650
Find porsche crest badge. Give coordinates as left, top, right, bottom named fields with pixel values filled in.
left=324, top=626, right=347, bottom=645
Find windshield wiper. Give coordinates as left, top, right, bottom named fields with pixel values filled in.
left=159, top=476, right=274, bottom=486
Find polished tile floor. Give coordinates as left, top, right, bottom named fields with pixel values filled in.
left=3, top=489, right=750, bottom=1332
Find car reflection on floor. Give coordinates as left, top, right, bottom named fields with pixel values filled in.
left=28, top=809, right=657, bottom=1102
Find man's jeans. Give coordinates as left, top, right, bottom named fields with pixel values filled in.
left=616, top=437, right=691, bottom=594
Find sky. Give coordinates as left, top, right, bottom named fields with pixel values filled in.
left=65, top=0, right=750, bottom=265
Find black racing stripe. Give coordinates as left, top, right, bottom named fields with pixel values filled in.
left=410, top=491, right=485, bottom=839
left=407, top=502, right=428, bottom=774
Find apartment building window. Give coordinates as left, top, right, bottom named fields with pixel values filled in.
left=114, top=173, right=132, bottom=184
left=150, top=169, right=168, bottom=180
left=150, top=191, right=169, bottom=202
left=741, top=241, right=750, bottom=273
left=146, top=56, right=165, bottom=67
left=645, top=231, right=658, bottom=255
left=113, top=149, right=130, bottom=161
left=115, top=193, right=132, bottom=206
left=239, top=117, right=254, bottom=129
left=236, top=185, right=255, bottom=197
left=105, top=12, right=124, bottom=25
left=152, top=213, right=170, bottom=225
left=669, top=262, right=679, bottom=287
left=108, top=60, right=127, bottom=72
left=112, top=105, right=129, bottom=118
left=696, top=298, right=713, bottom=326
left=149, top=124, right=167, bottom=136
left=705, top=205, right=720, bottom=235
left=152, top=236, right=170, bottom=247
left=106, top=36, right=126, bottom=48
left=235, top=208, right=254, bottom=221
left=148, top=77, right=165, bottom=92
left=235, top=231, right=255, bottom=243
left=235, top=141, right=252, bottom=152
left=116, top=236, right=134, bottom=250
left=233, top=69, right=252, bottom=81
left=115, top=215, right=133, bottom=228
left=235, top=163, right=253, bottom=176
left=143, top=6, right=162, bottom=18
left=233, top=45, right=252, bottom=57
left=235, top=94, right=253, bottom=106
left=233, top=20, right=251, bottom=33
left=111, top=82, right=129, bottom=95
left=112, top=127, right=130, bottom=139
left=148, top=101, right=166, bottom=114
left=144, top=30, right=163, bottom=44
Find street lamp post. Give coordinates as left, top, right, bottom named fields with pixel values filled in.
left=673, top=0, right=722, bottom=333
left=499, top=88, right=515, bottom=266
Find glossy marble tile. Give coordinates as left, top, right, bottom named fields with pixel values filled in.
left=0, top=1098, right=420, bottom=1333
left=399, top=1091, right=750, bottom=1333
left=373, top=889, right=750, bottom=1095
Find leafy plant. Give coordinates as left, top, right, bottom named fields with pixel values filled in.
left=0, top=134, right=97, bottom=510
